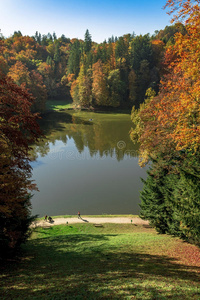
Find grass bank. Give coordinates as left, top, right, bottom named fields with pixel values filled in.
left=1, top=223, right=200, bottom=299
left=45, top=99, right=131, bottom=114
left=46, top=99, right=73, bottom=111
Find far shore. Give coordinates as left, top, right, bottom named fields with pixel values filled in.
left=32, top=214, right=149, bottom=228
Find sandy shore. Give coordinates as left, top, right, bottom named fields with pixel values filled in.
left=32, top=216, right=149, bottom=228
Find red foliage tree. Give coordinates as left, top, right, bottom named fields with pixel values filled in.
left=0, top=72, right=41, bottom=257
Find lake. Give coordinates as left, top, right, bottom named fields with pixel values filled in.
left=30, top=109, right=147, bottom=217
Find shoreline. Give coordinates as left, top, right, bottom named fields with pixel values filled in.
left=36, top=214, right=139, bottom=219
left=32, top=215, right=149, bottom=228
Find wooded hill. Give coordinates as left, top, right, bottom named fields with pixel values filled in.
left=0, top=23, right=186, bottom=112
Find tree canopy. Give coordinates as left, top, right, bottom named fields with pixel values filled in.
left=0, top=72, right=41, bottom=257
left=0, top=25, right=186, bottom=110
left=130, top=0, right=200, bottom=244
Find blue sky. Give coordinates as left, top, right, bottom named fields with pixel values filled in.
left=1, top=0, right=172, bottom=42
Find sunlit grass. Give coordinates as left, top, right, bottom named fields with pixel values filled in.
left=1, top=223, right=200, bottom=299
left=46, top=99, right=73, bottom=111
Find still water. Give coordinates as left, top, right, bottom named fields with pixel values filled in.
left=30, top=109, right=147, bottom=217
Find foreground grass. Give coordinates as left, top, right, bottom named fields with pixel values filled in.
left=1, top=224, right=200, bottom=299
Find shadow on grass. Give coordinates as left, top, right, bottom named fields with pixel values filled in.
left=1, top=233, right=200, bottom=299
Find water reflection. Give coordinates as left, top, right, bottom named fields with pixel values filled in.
left=30, top=110, right=139, bottom=162
left=30, top=109, right=145, bottom=217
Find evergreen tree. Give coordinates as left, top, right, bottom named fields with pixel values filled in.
left=46, top=56, right=53, bottom=66
left=41, top=34, right=49, bottom=46
left=130, top=34, right=153, bottom=73
left=84, top=29, right=92, bottom=53
left=47, top=32, right=53, bottom=43
left=107, top=69, right=125, bottom=107
left=67, top=40, right=81, bottom=78
left=140, top=151, right=200, bottom=244
left=60, top=34, right=70, bottom=43
left=128, top=69, right=137, bottom=104
left=115, top=37, right=128, bottom=62
left=54, top=43, right=61, bottom=63
left=34, top=31, right=41, bottom=44
left=13, top=31, right=22, bottom=38
left=140, top=166, right=172, bottom=234
left=53, top=32, right=57, bottom=41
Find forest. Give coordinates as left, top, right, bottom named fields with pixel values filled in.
left=0, top=22, right=186, bottom=112
left=0, top=0, right=200, bottom=258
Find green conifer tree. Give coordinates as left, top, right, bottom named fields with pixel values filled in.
left=84, top=29, right=92, bottom=53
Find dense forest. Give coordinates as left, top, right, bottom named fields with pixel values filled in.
left=0, top=23, right=186, bottom=112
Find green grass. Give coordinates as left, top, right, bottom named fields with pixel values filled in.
left=46, top=99, right=73, bottom=111
left=1, top=223, right=200, bottom=299
left=45, top=99, right=131, bottom=114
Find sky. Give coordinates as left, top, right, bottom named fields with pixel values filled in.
left=0, top=0, right=172, bottom=43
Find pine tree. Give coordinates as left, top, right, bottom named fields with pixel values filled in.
left=107, top=69, right=125, bottom=107
left=84, top=29, right=92, bottom=53
left=67, top=40, right=81, bottom=78
left=140, top=165, right=173, bottom=234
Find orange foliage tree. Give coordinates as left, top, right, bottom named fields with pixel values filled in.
left=8, top=62, right=47, bottom=112
left=92, top=60, right=109, bottom=106
left=131, top=0, right=200, bottom=165
left=8, top=61, right=30, bottom=85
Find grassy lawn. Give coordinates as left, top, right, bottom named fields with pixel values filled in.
left=46, top=99, right=73, bottom=111
left=1, top=223, right=200, bottom=299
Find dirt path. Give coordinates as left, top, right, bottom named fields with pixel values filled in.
left=32, top=217, right=149, bottom=228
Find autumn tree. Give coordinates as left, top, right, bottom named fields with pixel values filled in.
left=70, top=79, right=79, bottom=105
left=131, top=0, right=200, bottom=244
left=0, top=41, right=8, bottom=74
left=37, top=62, right=56, bottom=98
left=8, top=61, right=30, bottom=86
left=8, top=62, right=47, bottom=112
left=92, top=60, right=109, bottom=106
left=77, top=64, right=92, bottom=107
left=131, top=0, right=200, bottom=164
left=28, top=70, right=47, bottom=112
left=0, top=72, right=41, bottom=258
left=1, top=23, right=181, bottom=110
